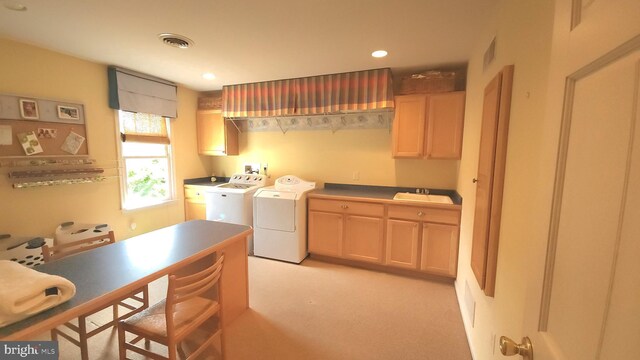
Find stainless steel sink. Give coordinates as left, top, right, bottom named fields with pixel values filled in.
left=393, top=192, right=453, bottom=204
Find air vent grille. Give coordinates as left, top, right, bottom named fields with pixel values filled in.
left=158, top=33, right=193, bottom=49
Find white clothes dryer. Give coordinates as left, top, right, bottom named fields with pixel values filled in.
left=253, top=175, right=316, bottom=263
left=205, top=173, right=266, bottom=253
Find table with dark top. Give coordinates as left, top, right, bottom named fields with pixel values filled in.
left=0, top=220, right=251, bottom=340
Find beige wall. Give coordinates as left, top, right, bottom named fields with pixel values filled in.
left=0, top=38, right=210, bottom=240
left=454, top=0, right=556, bottom=358
left=211, top=129, right=459, bottom=189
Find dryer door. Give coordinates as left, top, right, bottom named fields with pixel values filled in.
left=255, top=190, right=296, bottom=232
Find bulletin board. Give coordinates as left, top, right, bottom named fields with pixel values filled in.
left=0, top=94, right=88, bottom=157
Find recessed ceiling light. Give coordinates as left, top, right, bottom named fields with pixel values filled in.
left=158, top=33, right=194, bottom=49
left=202, top=73, right=216, bottom=80
left=371, top=50, right=388, bottom=58
left=4, top=2, right=27, bottom=11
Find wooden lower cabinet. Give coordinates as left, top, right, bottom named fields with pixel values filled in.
left=308, top=211, right=343, bottom=257
left=184, top=185, right=207, bottom=221
left=343, top=215, right=384, bottom=263
left=308, top=199, right=384, bottom=262
left=385, top=219, right=420, bottom=269
left=421, top=223, right=459, bottom=277
left=308, top=197, right=460, bottom=279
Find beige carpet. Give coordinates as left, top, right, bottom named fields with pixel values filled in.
left=35, top=256, right=471, bottom=359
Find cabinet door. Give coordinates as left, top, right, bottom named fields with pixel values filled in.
left=385, top=219, right=420, bottom=269
left=392, top=94, right=427, bottom=158
left=343, top=215, right=384, bottom=263
left=185, top=201, right=206, bottom=221
left=184, top=186, right=206, bottom=221
left=308, top=211, right=343, bottom=257
left=425, top=91, right=466, bottom=159
left=196, top=110, right=239, bottom=156
left=420, top=223, right=459, bottom=277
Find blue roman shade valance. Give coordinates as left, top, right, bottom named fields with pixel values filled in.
left=108, top=67, right=178, bottom=118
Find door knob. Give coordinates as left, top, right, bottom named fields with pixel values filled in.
left=472, top=178, right=478, bottom=183
left=500, top=336, right=533, bottom=360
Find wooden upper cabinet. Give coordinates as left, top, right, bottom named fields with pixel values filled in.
left=392, top=94, right=427, bottom=158
left=425, top=92, right=466, bottom=159
left=196, top=110, right=239, bottom=156
left=392, top=92, right=465, bottom=159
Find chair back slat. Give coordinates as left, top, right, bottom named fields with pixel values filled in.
left=165, top=254, right=224, bottom=328
left=42, top=231, right=116, bottom=262
left=172, top=258, right=221, bottom=288
left=173, top=267, right=223, bottom=304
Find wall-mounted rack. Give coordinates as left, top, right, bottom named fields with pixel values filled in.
left=0, top=158, right=95, bottom=168
left=12, top=177, right=106, bottom=189
left=2, top=157, right=114, bottom=189
left=8, top=168, right=104, bottom=178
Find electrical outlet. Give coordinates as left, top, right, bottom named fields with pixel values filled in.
left=352, top=171, right=360, bottom=180
left=244, top=163, right=260, bottom=174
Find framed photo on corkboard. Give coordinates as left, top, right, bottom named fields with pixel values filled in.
left=19, top=99, right=39, bottom=120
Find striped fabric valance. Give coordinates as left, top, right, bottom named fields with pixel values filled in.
left=222, top=68, right=394, bottom=118
left=222, top=79, right=297, bottom=118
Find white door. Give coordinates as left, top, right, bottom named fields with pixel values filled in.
left=511, top=1, right=640, bottom=359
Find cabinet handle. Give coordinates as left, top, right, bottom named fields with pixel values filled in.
left=341, top=204, right=349, bottom=209
left=472, top=178, right=478, bottom=183
left=417, top=211, right=425, bottom=216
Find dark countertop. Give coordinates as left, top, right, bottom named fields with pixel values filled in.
left=183, top=177, right=230, bottom=187
left=309, top=183, right=462, bottom=206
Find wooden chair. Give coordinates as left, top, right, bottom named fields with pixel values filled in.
left=41, top=231, right=149, bottom=360
left=118, top=254, right=225, bottom=360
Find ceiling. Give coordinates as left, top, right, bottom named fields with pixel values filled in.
left=0, top=0, right=496, bottom=91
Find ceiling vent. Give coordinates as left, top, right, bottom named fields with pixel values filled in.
left=158, top=33, right=193, bottom=49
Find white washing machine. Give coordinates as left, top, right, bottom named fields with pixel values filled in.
left=205, top=173, right=266, bottom=253
left=253, top=175, right=316, bottom=263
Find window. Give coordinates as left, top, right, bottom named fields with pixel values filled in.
left=118, top=111, right=174, bottom=210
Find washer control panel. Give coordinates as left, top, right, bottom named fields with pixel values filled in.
left=274, top=175, right=316, bottom=192
left=229, top=173, right=267, bottom=186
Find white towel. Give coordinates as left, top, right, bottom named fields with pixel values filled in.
left=0, top=260, right=76, bottom=328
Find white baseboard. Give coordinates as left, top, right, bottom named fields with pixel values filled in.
left=454, top=279, right=477, bottom=360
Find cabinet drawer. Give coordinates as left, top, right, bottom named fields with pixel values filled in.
left=184, top=186, right=207, bottom=202
left=309, top=199, right=384, bottom=217
left=388, top=205, right=459, bottom=225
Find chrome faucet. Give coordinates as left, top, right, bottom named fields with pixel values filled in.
left=415, top=188, right=430, bottom=195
